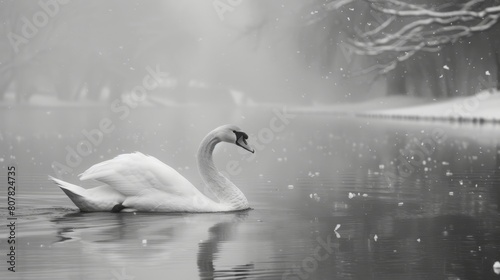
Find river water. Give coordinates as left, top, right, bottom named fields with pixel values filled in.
left=1, top=106, right=500, bottom=279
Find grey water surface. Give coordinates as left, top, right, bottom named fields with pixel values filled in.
left=1, top=106, right=500, bottom=280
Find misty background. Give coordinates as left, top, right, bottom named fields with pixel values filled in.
left=1, top=0, right=499, bottom=106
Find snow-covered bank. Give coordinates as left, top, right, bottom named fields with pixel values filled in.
left=362, top=91, right=500, bottom=123
left=291, top=95, right=432, bottom=115
left=292, top=90, right=500, bottom=124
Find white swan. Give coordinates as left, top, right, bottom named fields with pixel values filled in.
left=49, top=124, right=254, bottom=213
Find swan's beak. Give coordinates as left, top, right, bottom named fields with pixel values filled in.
left=236, top=135, right=255, bottom=153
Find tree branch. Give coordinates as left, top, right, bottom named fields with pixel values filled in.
left=324, top=0, right=500, bottom=74
left=367, top=0, right=500, bottom=19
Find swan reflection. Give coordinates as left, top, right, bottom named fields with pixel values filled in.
left=197, top=218, right=254, bottom=279
left=51, top=211, right=253, bottom=279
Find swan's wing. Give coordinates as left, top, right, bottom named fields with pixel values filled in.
left=79, top=152, right=201, bottom=198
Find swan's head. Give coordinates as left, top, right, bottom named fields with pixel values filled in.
left=215, top=124, right=255, bottom=153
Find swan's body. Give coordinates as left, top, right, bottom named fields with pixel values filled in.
left=50, top=125, right=254, bottom=212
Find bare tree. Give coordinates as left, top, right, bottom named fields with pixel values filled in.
left=298, top=0, right=500, bottom=97
left=326, top=0, right=500, bottom=74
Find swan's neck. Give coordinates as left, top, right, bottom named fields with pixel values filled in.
left=197, top=132, right=249, bottom=210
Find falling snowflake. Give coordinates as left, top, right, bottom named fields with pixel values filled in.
left=494, top=261, right=500, bottom=275
left=309, top=193, right=320, bottom=202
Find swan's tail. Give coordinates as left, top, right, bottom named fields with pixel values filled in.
left=49, top=176, right=91, bottom=211
left=49, top=176, right=126, bottom=212
left=49, top=176, right=86, bottom=197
